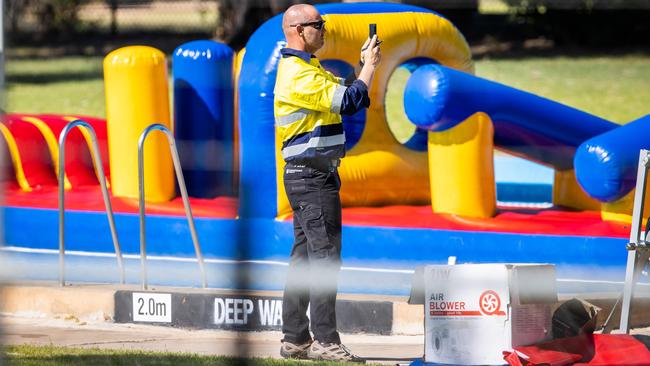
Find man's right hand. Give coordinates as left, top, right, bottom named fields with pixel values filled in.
left=356, top=35, right=381, bottom=89
left=361, top=35, right=381, bottom=68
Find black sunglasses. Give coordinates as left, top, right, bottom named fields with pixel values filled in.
left=290, top=20, right=326, bottom=30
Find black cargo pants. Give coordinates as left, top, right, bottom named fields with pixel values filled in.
left=281, top=160, right=342, bottom=345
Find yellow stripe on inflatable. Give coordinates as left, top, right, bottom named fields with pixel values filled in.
left=0, top=123, right=33, bottom=191
left=62, top=115, right=110, bottom=188
left=601, top=188, right=650, bottom=224
left=104, top=46, right=174, bottom=202
left=21, top=116, right=72, bottom=189
left=553, top=169, right=600, bottom=211
left=428, top=112, right=495, bottom=218
left=276, top=11, right=473, bottom=218
left=233, top=48, right=246, bottom=196
left=275, top=129, right=290, bottom=221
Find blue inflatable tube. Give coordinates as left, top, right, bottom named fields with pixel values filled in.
left=173, top=40, right=234, bottom=198
left=404, top=64, right=617, bottom=169
left=574, top=115, right=650, bottom=202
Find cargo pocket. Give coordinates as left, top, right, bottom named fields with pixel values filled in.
left=284, top=179, right=308, bottom=194
left=285, top=179, right=309, bottom=211
left=300, top=205, right=332, bottom=258
left=302, top=206, right=323, bottom=228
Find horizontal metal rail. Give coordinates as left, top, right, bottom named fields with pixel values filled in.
left=138, top=123, right=207, bottom=290
left=58, top=119, right=125, bottom=286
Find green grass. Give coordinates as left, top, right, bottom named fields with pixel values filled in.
left=475, top=55, right=650, bottom=124
left=3, top=345, right=360, bottom=366
left=383, top=55, right=650, bottom=140
left=6, top=55, right=650, bottom=127
left=385, top=66, right=417, bottom=143
left=6, top=56, right=105, bottom=117
left=479, top=0, right=511, bottom=14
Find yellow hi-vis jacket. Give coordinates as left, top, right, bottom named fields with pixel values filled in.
left=274, top=54, right=347, bottom=162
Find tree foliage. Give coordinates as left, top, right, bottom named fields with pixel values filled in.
left=213, top=0, right=479, bottom=50
left=502, top=0, right=650, bottom=46
left=503, top=0, right=650, bottom=12
left=214, top=0, right=342, bottom=49
left=5, top=0, right=88, bottom=39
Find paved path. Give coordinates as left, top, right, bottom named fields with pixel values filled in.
left=5, top=314, right=650, bottom=363
left=1, top=315, right=423, bottom=363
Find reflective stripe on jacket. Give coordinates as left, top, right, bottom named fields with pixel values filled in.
left=274, top=54, right=347, bottom=162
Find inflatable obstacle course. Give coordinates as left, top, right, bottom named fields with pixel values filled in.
left=2, top=2, right=649, bottom=292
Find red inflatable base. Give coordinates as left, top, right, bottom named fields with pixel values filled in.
left=2, top=184, right=629, bottom=238
left=0, top=113, right=630, bottom=237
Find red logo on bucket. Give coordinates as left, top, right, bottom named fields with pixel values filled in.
left=428, top=293, right=481, bottom=316
left=479, top=290, right=506, bottom=316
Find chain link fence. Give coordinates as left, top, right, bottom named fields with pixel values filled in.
left=81, top=0, right=219, bottom=34
left=4, top=0, right=649, bottom=53
left=7, top=0, right=219, bottom=37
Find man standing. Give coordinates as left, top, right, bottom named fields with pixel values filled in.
left=274, top=4, right=381, bottom=363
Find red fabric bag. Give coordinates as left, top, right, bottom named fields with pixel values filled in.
left=503, top=334, right=650, bottom=366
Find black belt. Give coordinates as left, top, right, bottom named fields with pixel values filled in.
left=288, top=158, right=340, bottom=172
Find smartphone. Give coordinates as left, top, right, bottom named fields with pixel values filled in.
left=368, top=23, right=382, bottom=46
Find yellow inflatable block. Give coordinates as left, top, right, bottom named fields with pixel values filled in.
left=601, top=187, right=650, bottom=224
left=275, top=11, right=472, bottom=218
left=427, top=112, right=495, bottom=218
left=104, top=46, right=174, bottom=202
left=553, top=169, right=601, bottom=211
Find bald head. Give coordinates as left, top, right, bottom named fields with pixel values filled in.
left=282, top=4, right=319, bottom=31
left=282, top=4, right=325, bottom=53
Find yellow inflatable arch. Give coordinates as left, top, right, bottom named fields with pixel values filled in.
left=272, top=10, right=474, bottom=218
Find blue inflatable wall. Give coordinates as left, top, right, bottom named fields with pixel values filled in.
left=173, top=40, right=235, bottom=198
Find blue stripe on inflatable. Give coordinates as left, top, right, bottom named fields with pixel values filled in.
left=3, top=206, right=625, bottom=268
left=316, top=2, right=436, bottom=15
left=238, top=2, right=438, bottom=219
left=404, top=64, right=618, bottom=169
left=3, top=205, right=631, bottom=294
left=575, top=114, right=650, bottom=202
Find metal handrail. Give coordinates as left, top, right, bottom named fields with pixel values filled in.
left=137, top=124, right=207, bottom=290
left=58, top=119, right=125, bottom=286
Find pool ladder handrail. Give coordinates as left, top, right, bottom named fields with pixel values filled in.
left=137, top=123, right=207, bottom=290
left=58, top=119, right=125, bottom=286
